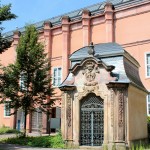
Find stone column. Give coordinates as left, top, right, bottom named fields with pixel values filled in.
left=62, top=16, right=70, bottom=81
left=61, top=92, right=66, bottom=139
left=44, top=21, right=52, bottom=60
left=10, top=110, right=17, bottom=129
left=10, top=31, right=21, bottom=129
left=28, top=113, right=32, bottom=133
left=66, top=92, right=73, bottom=146
left=13, top=30, right=20, bottom=59
left=82, top=9, right=91, bottom=46
left=43, top=21, right=52, bottom=134
left=42, top=112, right=47, bottom=133
left=107, top=83, right=128, bottom=150
left=104, top=3, right=114, bottom=43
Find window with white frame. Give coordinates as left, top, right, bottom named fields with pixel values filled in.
left=20, top=72, right=27, bottom=90
left=146, top=53, right=150, bottom=77
left=4, top=102, right=11, bottom=117
left=53, top=67, right=62, bottom=86
left=147, top=94, right=150, bottom=116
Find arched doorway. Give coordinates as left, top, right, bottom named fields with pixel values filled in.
left=80, top=93, right=104, bottom=146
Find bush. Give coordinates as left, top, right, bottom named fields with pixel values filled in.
left=0, top=126, right=20, bottom=134
left=0, top=133, right=65, bottom=148
left=147, top=116, right=150, bottom=142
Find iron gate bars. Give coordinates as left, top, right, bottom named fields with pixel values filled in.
left=80, top=93, right=104, bottom=146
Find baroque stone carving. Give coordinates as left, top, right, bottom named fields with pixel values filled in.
left=110, top=89, right=114, bottom=127
left=67, top=94, right=71, bottom=127
left=118, top=89, right=124, bottom=127
left=82, top=61, right=99, bottom=86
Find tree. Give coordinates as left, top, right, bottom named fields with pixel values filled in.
left=0, top=3, right=17, bottom=52
left=0, top=25, right=54, bottom=136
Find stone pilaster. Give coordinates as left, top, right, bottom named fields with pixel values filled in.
left=107, top=83, right=128, bottom=149
left=62, top=16, right=70, bottom=81
left=61, top=92, right=66, bottom=139
left=44, top=21, right=52, bottom=60
left=82, top=9, right=91, bottom=46
left=104, top=3, right=114, bottom=42
left=66, top=92, right=73, bottom=146
left=11, top=31, right=20, bottom=129
left=13, top=30, right=20, bottom=59
left=42, top=112, right=47, bottom=133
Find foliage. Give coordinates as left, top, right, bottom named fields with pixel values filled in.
left=0, top=133, right=65, bottom=148
left=0, top=25, right=54, bottom=136
left=0, top=126, right=20, bottom=134
left=130, top=142, right=150, bottom=150
left=147, top=116, right=150, bottom=123
left=0, top=3, right=17, bottom=53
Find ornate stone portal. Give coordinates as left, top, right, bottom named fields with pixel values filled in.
left=59, top=43, right=148, bottom=150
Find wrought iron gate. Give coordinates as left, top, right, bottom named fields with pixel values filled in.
left=80, top=93, right=104, bottom=146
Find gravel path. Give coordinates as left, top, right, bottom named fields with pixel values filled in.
left=0, top=143, right=71, bottom=150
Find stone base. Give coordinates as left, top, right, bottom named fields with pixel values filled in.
left=79, top=146, right=103, bottom=150
left=115, top=143, right=127, bottom=150
left=104, top=143, right=128, bottom=150
left=65, top=140, right=75, bottom=149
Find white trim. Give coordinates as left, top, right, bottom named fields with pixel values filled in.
left=19, top=72, right=27, bottom=90
left=145, top=52, right=150, bottom=78
left=52, top=67, right=62, bottom=87
left=147, top=92, right=150, bottom=116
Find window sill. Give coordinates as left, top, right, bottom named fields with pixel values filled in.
left=4, top=116, right=11, bottom=118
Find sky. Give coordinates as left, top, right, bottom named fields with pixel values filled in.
left=1, top=0, right=104, bottom=33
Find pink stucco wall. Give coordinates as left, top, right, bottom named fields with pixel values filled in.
left=0, top=0, right=150, bottom=129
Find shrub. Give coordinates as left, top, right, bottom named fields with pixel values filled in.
left=0, top=126, right=20, bottom=134
left=0, top=133, right=65, bottom=148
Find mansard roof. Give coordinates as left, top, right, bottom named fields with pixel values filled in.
left=70, top=43, right=125, bottom=61
left=59, top=42, right=147, bottom=92
left=3, top=0, right=146, bottom=38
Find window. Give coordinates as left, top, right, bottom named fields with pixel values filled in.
left=4, top=102, right=11, bottom=117
left=20, top=72, right=27, bottom=90
left=146, top=53, right=150, bottom=77
left=147, top=94, right=150, bottom=116
left=53, top=67, right=62, bottom=86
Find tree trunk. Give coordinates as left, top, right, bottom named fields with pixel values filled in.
left=23, top=108, right=27, bottom=137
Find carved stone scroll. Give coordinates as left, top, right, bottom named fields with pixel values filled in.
left=118, top=89, right=124, bottom=127
left=110, top=89, right=114, bottom=127
left=67, top=94, right=71, bottom=127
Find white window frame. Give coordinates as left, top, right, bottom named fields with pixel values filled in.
left=4, top=102, right=11, bottom=117
left=145, top=53, right=150, bottom=78
left=19, top=72, right=27, bottom=91
left=52, top=67, right=62, bottom=87
left=147, top=93, right=150, bottom=116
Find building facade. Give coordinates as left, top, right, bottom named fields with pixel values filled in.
left=0, top=0, right=150, bottom=136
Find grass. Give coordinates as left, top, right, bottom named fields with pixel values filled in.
left=0, top=126, right=20, bottom=134
left=130, top=144, right=150, bottom=150
left=0, top=132, right=65, bottom=148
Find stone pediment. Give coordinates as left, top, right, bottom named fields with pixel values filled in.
left=70, top=57, right=115, bottom=75
left=72, top=58, right=116, bottom=86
